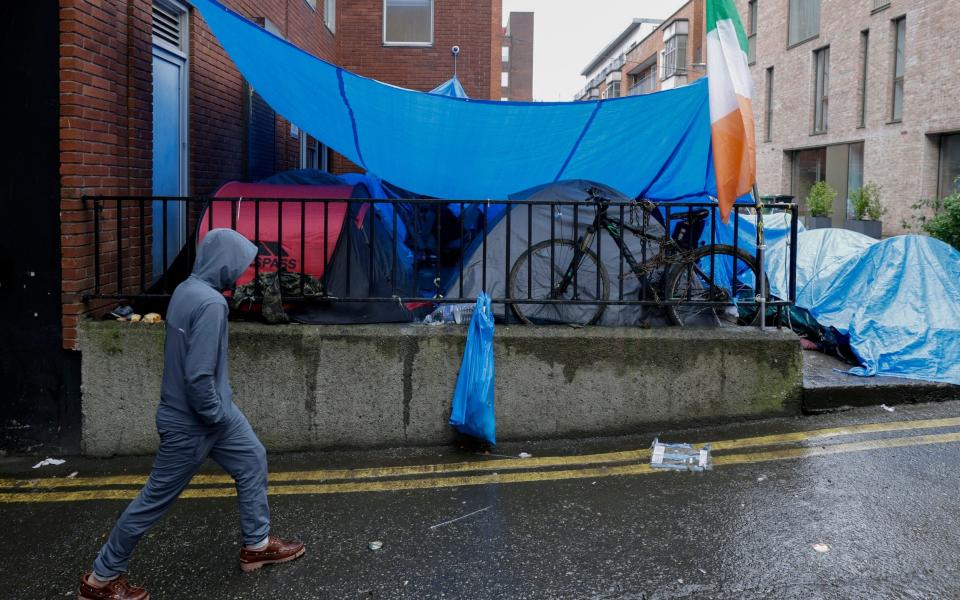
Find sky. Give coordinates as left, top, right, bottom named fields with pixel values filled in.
left=502, top=0, right=688, bottom=101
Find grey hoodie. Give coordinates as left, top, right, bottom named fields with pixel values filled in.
left=157, top=229, right=258, bottom=433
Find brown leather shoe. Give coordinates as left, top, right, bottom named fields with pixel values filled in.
left=78, top=573, right=149, bottom=600
left=239, top=536, right=306, bottom=572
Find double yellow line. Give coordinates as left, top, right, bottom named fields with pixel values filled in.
left=2, top=416, right=959, bottom=503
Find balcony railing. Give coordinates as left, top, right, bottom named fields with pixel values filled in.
left=629, top=77, right=655, bottom=96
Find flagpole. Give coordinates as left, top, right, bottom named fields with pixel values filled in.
left=752, top=183, right=766, bottom=331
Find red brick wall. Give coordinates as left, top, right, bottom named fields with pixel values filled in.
left=190, top=1, right=337, bottom=194
left=337, top=0, right=498, bottom=99
left=59, top=0, right=154, bottom=349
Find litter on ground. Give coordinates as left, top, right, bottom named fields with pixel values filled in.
left=650, top=438, right=711, bottom=472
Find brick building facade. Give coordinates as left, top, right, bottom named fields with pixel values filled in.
left=0, top=0, right=502, bottom=450
left=739, top=0, right=960, bottom=232
left=581, top=0, right=960, bottom=235
left=501, top=12, right=533, bottom=101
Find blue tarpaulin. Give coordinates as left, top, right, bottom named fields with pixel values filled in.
left=192, top=0, right=719, bottom=202
left=767, top=230, right=960, bottom=386
left=430, top=76, right=469, bottom=99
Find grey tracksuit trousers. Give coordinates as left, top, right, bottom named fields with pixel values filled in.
left=92, top=413, right=270, bottom=578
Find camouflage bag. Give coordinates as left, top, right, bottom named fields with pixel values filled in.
left=232, top=271, right=324, bottom=324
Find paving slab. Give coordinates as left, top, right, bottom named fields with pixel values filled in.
left=802, top=350, right=960, bottom=411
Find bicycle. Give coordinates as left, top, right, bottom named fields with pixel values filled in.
left=507, top=189, right=763, bottom=327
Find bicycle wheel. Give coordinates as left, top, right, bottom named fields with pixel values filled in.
left=509, top=239, right=609, bottom=326
left=665, top=244, right=763, bottom=327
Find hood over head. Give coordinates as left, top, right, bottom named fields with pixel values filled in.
left=193, top=229, right=258, bottom=290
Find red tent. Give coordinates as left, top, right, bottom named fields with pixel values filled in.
left=197, top=181, right=360, bottom=287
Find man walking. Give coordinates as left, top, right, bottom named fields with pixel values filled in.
left=79, top=229, right=305, bottom=600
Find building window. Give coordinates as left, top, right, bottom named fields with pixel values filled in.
left=847, top=142, right=865, bottom=217
left=764, top=67, right=774, bottom=142
left=607, top=81, right=621, bottom=98
left=263, top=17, right=282, bottom=37
left=501, top=72, right=509, bottom=88
left=747, top=0, right=757, bottom=65
left=891, top=16, right=905, bottom=121
left=662, top=20, right=689, bottom=79
left=813, top=46, right=829, bottom=133
left=502, top=46, right=509, bottom=62
left=788, top=0, right=820, bottom=47
left=939, top=134, right=960, bottom=198
left=384, top=0, right=433, bottom=46
left=300, top=134, right=328, bottom=171
left=859, top=30, right=869, bottom=127
left=305, top=0, right=316, bottom=10
left=792, top=147, right=826, bottom=212
left=324, top=0, right=335, bottom=33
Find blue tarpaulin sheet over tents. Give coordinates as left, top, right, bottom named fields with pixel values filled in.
left=767, top=230, right=960, bottom=386
left=191, top=0, right=719, bottom=203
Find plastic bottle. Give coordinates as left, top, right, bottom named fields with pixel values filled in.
left=424, top=303, right=475, bottom=324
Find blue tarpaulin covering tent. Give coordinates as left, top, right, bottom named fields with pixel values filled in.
left=767, top=230, right=960, bottom=385
left=191, top=0, right=720, bottom=203
left=430, top=76, right=469, bottom=99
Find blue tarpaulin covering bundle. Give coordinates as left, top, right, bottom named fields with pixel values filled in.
left=767, top=230, right=960, bottom=386
left=192, top=0, right=721, bottom=203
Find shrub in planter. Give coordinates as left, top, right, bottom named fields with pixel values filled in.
left=907, top=178, right=960, bottom=251
left=805, top=181, right=835, bottom=229
left=847, top=183, right=885, bottom=239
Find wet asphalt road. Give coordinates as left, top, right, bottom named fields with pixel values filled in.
left=3, top=401, right=960, bottom=600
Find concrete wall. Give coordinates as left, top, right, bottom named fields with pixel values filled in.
left=80, top=321, right=802, bottom=457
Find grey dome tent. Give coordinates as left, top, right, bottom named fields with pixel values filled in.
left=444, top=180, right=668, bottom=326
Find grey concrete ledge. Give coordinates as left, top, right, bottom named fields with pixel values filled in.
left=802, top=351, right=960, bottom=411
left=79, top=321, right=802, bottom=457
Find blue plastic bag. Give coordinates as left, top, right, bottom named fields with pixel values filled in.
left=449, top=293, right=496, bottom=445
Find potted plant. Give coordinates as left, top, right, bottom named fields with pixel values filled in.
left=846, top=183, right=885, bottom=239
left=805, top=181, right=835, bottom=229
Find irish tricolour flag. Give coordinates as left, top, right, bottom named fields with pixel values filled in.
left=707, top=0, right=756, bottom=222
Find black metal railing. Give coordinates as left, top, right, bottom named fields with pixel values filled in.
left=82, top=195, right=798, bottom=323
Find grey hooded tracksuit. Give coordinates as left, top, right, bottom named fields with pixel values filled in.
left=93, top=229, right=270, bottom=579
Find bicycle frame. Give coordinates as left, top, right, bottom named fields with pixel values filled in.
left=556, top=201, right=680, bottom=301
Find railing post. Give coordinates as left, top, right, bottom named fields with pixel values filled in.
left=752, top=184, right=766, bottom=331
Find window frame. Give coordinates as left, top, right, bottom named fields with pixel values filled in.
left=891, top=16, right=906, bottom=122
left=324, top=0, right=335, bottom=33
left=661, top=20, right=689, bottom=80
left=764, top=67, right=774, bottom=142
left=787, top=0, right=821, bottom=48
left=383, top=0, right=434, bottom=47
left=813, top=46, right=829, bottom=134
left=859, top=30, right=869, bottom=128
left=938, top=133, right=960, bottom=198
left=747, top=0, right=758, bottom=65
